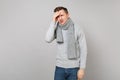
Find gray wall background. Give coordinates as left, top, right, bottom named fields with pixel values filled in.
left=0, top=0, right=120, bottom=80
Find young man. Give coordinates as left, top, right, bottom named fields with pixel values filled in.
left=45, top=6, right=87, bottom=80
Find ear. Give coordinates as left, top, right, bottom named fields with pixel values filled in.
left=67, top=13, right=70, bottom=18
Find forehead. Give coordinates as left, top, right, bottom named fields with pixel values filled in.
left=59, top=9, right=67, bottom=14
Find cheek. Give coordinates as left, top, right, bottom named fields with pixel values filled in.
left=58, top=18, right=61, bottom=21
left=63, top=17, right=68, bottom=21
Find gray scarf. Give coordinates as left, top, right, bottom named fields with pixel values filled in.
left=55, top=18, right=78, bottom=59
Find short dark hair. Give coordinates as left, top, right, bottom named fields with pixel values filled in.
left=54, top=6, right=68, bottom=14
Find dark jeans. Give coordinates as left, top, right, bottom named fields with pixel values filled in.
left=54, top=66, right=79, bottom=80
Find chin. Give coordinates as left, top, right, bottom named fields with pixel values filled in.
left=59, top=21, right=65, bottom=25
left=61, top=22, right=65, bottom=25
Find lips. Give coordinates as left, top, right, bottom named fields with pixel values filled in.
left=59, top=20, right=64, bottom=24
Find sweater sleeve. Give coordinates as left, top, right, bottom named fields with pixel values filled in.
left=78, top=27, right=87, bottom=69
left=45, top=21, right=57, bottom=43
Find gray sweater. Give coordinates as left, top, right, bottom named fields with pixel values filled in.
left=45, top=21, right=87, bottom=69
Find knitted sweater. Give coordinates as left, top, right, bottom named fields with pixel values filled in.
left=45, top=21, right=87, bottom=69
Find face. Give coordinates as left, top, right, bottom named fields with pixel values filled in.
left=57, top=9, right=69, bottom=25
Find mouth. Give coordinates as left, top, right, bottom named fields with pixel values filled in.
left=59, top=20, right=64, bottom=24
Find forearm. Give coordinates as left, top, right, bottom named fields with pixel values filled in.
left=45, top=21, right=57, bottom=43
left=79, top=31, right=87, bottom=69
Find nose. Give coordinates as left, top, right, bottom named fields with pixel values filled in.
left=58, top=16, right=61, bottom=21
left=59, top=16, right=62, bottom=20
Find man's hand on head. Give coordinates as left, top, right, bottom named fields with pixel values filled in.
left=53, top=12, right=60, bottom=22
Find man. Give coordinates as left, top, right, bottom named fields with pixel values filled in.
left=45, top=6, right=87, bottom=80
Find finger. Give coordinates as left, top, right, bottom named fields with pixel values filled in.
left=54, top=12, right=58, bottom=16
left=77, top=78, right=80, bottom=80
